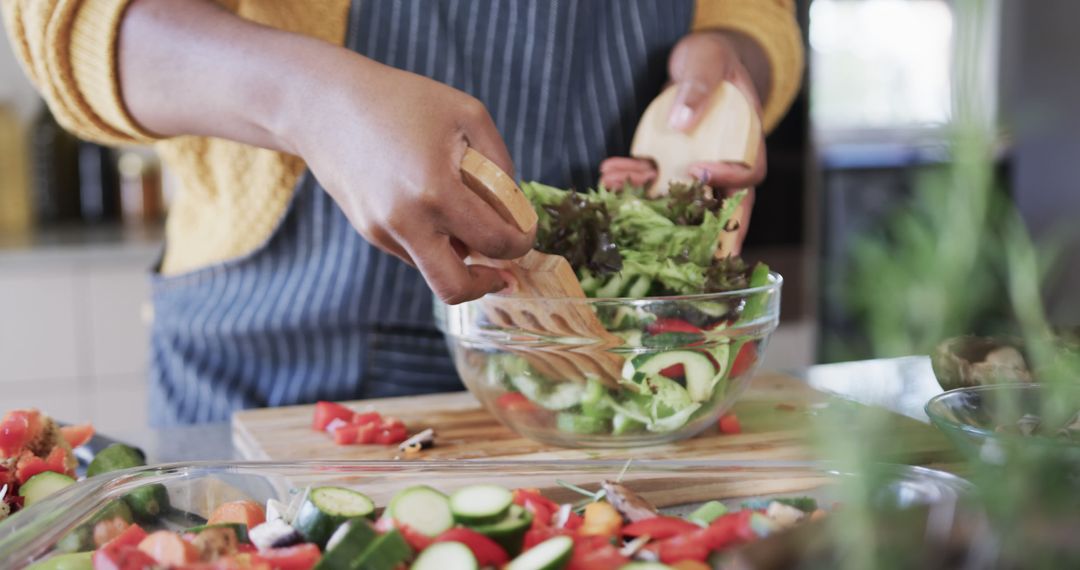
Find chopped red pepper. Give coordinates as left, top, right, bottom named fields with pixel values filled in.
left=729, top=343, right=758, bottom=378
left=718, top=413, right=741, bottom=435
left=566, top=535, right=628, bottom=570
left=258, top=543, right=321, bottom=570
left=374, top=423, right=408, bottom=445
left=659, top=363, right=686, bottom=379
left=395, top=523, right=433, bottom=551
left=432, top=527, right=509, bottom=566
left=355, top=422, right=378, bottom=444
left=312, top=402, right=353, bottom=431
left=331, top=424, right=358, bottom=445
left=351, top=412, right=382, bottom=427
left=93, top=545, right=161, bottom=570
left=496, top=393, right=536, bottom=412
left=647, top=318, right=703, bottom=335
left=622, top=516, right=700, bottom=539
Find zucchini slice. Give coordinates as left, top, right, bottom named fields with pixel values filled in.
left=410, top=541, right=478, bottom=570
left=510, top=375, right=584, bottom=411
left=626, top=350, right=719, bottom=402
left=353, top=529, right=413, bottom=570
left=293, top=487, right=375, bottom=548
left=467, top=504, right=533, bottom=556
left=450, top=484, right=513, bottom=525
left=506, top=535, right=573, bottom=570
left=314, top=520, right=378, bottom=570
left=18, top=472, right=75, bottom=507
left=387, top=485, right=454, bottom=537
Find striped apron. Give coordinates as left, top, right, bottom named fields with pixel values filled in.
left=149, top=0, right=696, bottom=425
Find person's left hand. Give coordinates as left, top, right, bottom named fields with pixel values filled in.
left=599, top=31, right=767, bottom=250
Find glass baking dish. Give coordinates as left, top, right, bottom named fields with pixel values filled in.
left=0, top=460, right=969, bottom=568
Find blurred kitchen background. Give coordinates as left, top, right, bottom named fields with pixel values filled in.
left=1, top=0, right=1077, bottom=434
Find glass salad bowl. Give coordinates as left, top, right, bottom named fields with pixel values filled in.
left=436, top=274, right=782, bottom=447
left=0, top=460, right=968, bottom=568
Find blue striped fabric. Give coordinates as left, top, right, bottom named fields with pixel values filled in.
left=148, top=0, right=694, bottom=425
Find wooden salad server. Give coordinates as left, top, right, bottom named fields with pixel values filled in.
left=460, top=148, right=624, bottom=385
left=629, top=81, right=762, bottom=258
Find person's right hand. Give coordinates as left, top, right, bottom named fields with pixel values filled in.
left=288, top=58, right=534, bottom=304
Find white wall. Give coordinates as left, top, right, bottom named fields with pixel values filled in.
left=0, top=17, right=42, bottom=122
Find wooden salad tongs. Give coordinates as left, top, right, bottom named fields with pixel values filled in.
left=457, top=80, right=760, bottom=385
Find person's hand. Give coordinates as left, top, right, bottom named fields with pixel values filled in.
left=599, top=31, right=767, bottom=250
left=290, top=59, right=534, bottom=304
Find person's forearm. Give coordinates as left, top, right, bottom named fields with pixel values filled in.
left=118, top=0, right=353, bottom=154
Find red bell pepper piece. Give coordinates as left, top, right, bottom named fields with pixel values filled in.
left=622, top=516, right=700, bottom=539
left=497, top=392, right=537, bottom=412
left=432, top=527, right=509, bottom=567
left=104, top=524, right=149, bottom=551
left=659, top=363, right=686, bottom=379
left=355, top=422, right=378, bottom=444
left=258, top=544, right=321, bottom=570
left=647, top=318, right=703, bottom=335
left=729, top=343, right=757, bottom=378
left=60, top=424, right=95, bottom=449
left=513, top=489, right=558, bottom=528
left=374, top=423, right=408, bottom=445
left=718, top=413, right=741, bottom=435
left=312, top=402, right=353, bottom=431
left=701, top=510, right=756, bottom=551
left=562, top=511, right=584, bottom=530
left=566, top=535, right=629, bottom=570
left=351, top=412, right=382, bottom=426
left=395, top=523, right=433, bottom=551
left=331, top=424, right=358, bottom=445
left=522, top=527, right=571, bottom=551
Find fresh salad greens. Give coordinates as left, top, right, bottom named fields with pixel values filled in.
left=522, top=180, right=760, bottom=298
left=479, top=181, right=776, bottom=438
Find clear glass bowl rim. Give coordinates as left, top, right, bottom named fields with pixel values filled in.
left=925, top=383, right=1080, bottom=448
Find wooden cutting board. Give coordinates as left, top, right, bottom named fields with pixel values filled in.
left=232, top=372, right=957, bottom=465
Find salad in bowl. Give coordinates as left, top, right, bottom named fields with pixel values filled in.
left=437, top=182, right=781, bottom=447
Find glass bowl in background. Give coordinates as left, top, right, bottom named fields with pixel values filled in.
left=925, top=383, right=1080, bottom=466
left=0, top=459, right=966, bottom=568
left=435, top=273, right=782, bottom=447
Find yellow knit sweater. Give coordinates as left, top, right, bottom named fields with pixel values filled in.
left=2, top=0, right=803, bottom=275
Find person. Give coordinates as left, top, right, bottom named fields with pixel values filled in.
left=2, top=0, right=803, bottom=425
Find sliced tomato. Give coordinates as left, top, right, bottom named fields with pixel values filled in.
left=718, top=413, right=741, bottom=435
left=729, top=343, right=758, bottom=378
left=659, top=363, right=686, bottom=379
left=562, top=511, right=584, bottom=530
left=103, top=524, right=148, bottom=550
left=45, top=445, right=74, bottom=475
left=657, top=535, right=710, bottom=564
left=432, top=527, right=509, bottom=567
left=567, top=535, right=628, bottom=570
left=647, top=318, right=703, bottom=335
left=355, top=422, right=378, bottom=444
left=312, top=402, right=353, bottom=431
left=374, top=423, right=408, bottom=445
left=14, top=454, right=49, bottom=485
left=331, top=424, right=358, bottom=445
left=496, top=393, right=536, bottom=412
left=258, top=544, right=321, bottom=570
left=351, top=412, right=382, bottom=426
left=622, top=516, right=700, bottom=539
left=60, top=424, right=95, bottom=449
left=513, top=489, right=558, bottom=529
left=381, top=417, right=405, bottom=430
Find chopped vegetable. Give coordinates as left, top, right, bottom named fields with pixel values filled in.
left=718, top=413, right=741, bottom=435
left=208, top=500, right=267, bottom=529
left=579, top=502, right=622, bottom=538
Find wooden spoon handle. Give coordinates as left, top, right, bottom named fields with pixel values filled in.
left=459, top=148, right=538, bottom=233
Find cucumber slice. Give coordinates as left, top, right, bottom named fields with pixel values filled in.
left=354, top=529, right=413, bottom=570
left=627, top=350, right=718, bottom=402
left=580, top=379, right=613, bottom=419
left=26, top=552, right=92, bottom=570
left=688, top=500, right=728, bottom=526
left=510, top=375, right=584, bottom=411
left=387, top=485, right=454, bottom=537
left=556, top=412, right=608, bottom=434
left=595, top=274, right=626, bottom=298
left=84, top=444, right=169, bottom=523
left=625, top=275, right=651, bottom=299
left=186, top=522, right=251, bottom=543
left=611, top=412, right=645, bottom=436
left=450, top=484, right=513, bottom=525
left=314, top=520, right=378, bottom=570
left=619, top=563, right=672, bottom=570
left=467, top=504, right=533, bottom=555
left=506, top=535, right=573, bottom=570
left=410, top=541, right=478, bottom=570
left=125, top=484, right=171, bottom=523
left=294, top=486, right=376, bottom=548
left=19, top=472, right=75, bottom=507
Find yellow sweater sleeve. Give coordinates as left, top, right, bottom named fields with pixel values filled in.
left=1, top=0, right=157, bottom=145
left=693, top=0, right=805, bottom=133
